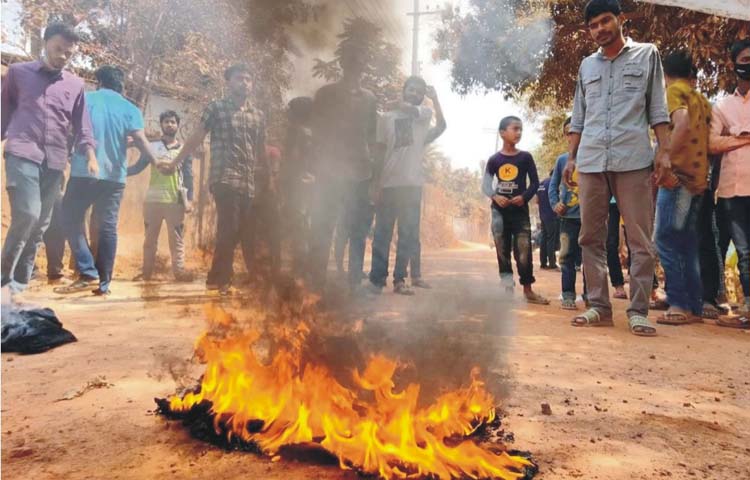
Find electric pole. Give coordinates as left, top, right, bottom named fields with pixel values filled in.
left=407, top=0, right=442, bottom=76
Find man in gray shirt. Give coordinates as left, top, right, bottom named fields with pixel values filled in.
left=563, top=0, right=672, bottom=336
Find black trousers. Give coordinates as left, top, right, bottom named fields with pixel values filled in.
left=539, top=218, right=559, bottom=267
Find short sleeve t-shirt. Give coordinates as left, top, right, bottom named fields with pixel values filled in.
left=667, top=80, right=711, bottom=194
left=71, top=89, right=144, bottom=184
left=377, top=106, right=433, bottom=188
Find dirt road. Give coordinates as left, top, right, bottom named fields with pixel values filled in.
left=2, top=244, right=748, bottom=479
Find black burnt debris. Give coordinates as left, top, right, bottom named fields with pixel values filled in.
left=154, top=396, right=538, bottom=480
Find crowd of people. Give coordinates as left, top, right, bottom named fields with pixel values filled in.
left=2, top=0, right=749, bottom=339
left=485, top=0, right=750, bottom=336
left=1, top=22, right=445, bottom=300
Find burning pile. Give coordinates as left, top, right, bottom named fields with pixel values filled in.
left=157, top=304, right=535, bottom=479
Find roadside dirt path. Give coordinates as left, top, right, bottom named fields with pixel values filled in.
left=2, top=244, right=748, bottom=479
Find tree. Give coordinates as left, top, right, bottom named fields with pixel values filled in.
left=532, top=109, right=569, bottom=175
left=436, top=0, right=750, bottom=111
left=17, top=0, right=319, bottom=113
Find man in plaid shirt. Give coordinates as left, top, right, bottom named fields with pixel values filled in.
left=170, top=63, right=267, bottom=296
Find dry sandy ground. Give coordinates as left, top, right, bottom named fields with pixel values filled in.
left=2, top=244, right=749, bottom=480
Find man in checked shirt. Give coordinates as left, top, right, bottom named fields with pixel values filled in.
left=168, top=64, right=268, bottom=296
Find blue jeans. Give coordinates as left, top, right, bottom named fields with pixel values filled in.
left=370, top=186, right=422, bottom=287
left=491, top=206, right=535, bottom=286
left=1, top=154, right=64, bottom=291
left=654, top=187, right=703, bottom=315
left=559, top=217, right=586, bottom=299
left=723, top=196, right=750, bottom=300
left=63, top=177, right=125, bottom=292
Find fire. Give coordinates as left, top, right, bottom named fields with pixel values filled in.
left=164, top=305, right=533, bottom=479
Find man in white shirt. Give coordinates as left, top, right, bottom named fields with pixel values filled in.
left=368, top=76, right=446, bottom=295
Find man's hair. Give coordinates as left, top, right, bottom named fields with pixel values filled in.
left=95, top=65, right=125, bottom=93
left=224, top=63, right=251, bottom=81
left=288, top=96, right=313, bottom=121
left=563, top=116, right=572, bottom=132
left=584, top=0, right=622, bottom=24
left=499, top=116, right=522, bottom=132
left=663, top=50, right=696, bottom=79
left=403, top=75, right=427, bottom=92
left=43, top=22, right=80, bottom=43
left=159, top=110, right=180, bottom=125
left=730, top=39, right=750, bottom=64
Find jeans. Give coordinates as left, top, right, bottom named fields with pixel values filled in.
left=1, top=154, right=64, bottom=290
left=606, top=202, right=625, bottom=287
left=491, top=206, right=535, bottom=286
left=63, top=177, right=125, bottom=292
left=43, top=186, right=67, bottom=278
left=655, top=187, right=703, bottom=315
left=142, top=202, right=186, bottom=278
left=206, top=184, right=256, bottom=288
left=723, top=196, right=750, bottom=299
left=559, top=218, right=586, bottom=298
left=310, top=179, right=372, bottom=287
left=539, top=218, right=559, bottom=267
left=370, top=186, right=422, bottom=287
left=697, top=192, right=722, bottom=305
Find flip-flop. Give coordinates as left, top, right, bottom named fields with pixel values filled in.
left=571, top=308, right=613, bottom=327
left=716, top=316, right=750, bottom=329
left=561, top=297, right=578, bottom=310
left=629, top=315, right=657, bottom=336
left=525, top=292, right=550, bottom=305
left=701, top=303, right=720, bottom=320
left=657, top=311, right=692, bottom=325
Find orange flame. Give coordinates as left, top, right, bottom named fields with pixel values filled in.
left=168, top=307, right=531, bottom=479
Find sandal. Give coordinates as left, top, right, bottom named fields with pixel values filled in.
left=657, top=311, right=694, bottom=325
left=571, top=308, right=613, bottom=327
left=701, top=303, right=720, bottom=320
left=525, top=291, right=550, bottom=305
left=716, top=316, right=750, bottom=329
left=628, top=315, right=657, bottom=336
left=613, top=287, right=628, bottom=300
left=53, top=278, right=98, bottom=294
left=561, top=297, right=578, bottom=310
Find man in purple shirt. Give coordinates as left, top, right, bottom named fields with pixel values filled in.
left=1, top=22, right=97, bottom=293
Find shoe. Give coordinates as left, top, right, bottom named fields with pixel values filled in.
left=54, top=277, right=98, bottom=294
left=174, top=271, right=194, bottom=282
left=540, top=265, right=548, bottom=270
left=92, top=287, right=110, bottom=296
left=206, top=283, right=219, bottom=291
left=218, top=285, right=238, bottom=296
left=366, top=283, right=383, bottom=295
left=548, top=264, right=559, bottom=271
left=411, top=279, right=432, bottom=289
left=393, top=281, right=415, bottom=296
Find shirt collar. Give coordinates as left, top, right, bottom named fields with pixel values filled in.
left=733, top=88, right=750, bottom=101
left=226, top=95, right=253, bottom=111
left=596, top=36, right=634, bottom=60
left=34, top=60, right=64, bottom=80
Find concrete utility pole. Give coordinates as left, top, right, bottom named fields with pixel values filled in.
left=407, top=0, right=442, bottom=76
